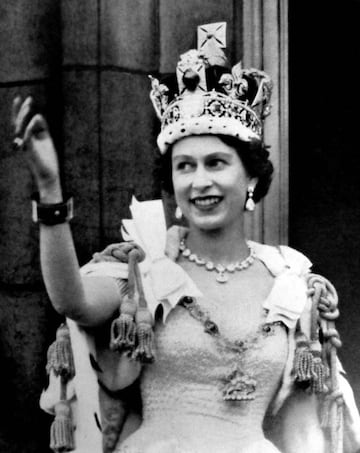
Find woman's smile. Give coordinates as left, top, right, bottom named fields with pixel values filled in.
left=190, top=195, right=223, bottom=209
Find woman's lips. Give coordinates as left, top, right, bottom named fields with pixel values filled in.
left=190, top=196, right=223, bottom=209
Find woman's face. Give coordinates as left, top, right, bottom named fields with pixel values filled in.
left=171, top=135, right=256, bottom=232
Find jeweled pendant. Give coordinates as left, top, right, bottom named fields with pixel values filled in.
left=245, top=198, right=255, bottom=212
left=216, top=271, right=228, bottom=283
left=222, top=369, right=257, bottom=401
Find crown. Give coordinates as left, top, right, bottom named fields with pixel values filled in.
left=149, top=22, right=273, bottom=154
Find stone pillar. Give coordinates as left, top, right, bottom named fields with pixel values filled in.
left=0, top=2, right=63, bottom=452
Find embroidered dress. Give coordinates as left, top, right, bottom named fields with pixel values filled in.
left=40, top=199, right=360, bottom=453
left=115, top=295, right=288, bottom=453
left=111, top=201, right=306, bottom=452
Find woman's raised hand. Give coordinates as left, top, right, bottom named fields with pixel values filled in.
left=12, top=96, right=62, bottom=201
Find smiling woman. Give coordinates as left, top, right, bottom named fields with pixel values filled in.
left=157, top=134, right=273, bottom=203
left=12, top=21, right=360, bottom=453
left=172, top=135, right=253, bottom=234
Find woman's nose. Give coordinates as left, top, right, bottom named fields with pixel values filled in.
left=191, top=166, right=212, bottom=189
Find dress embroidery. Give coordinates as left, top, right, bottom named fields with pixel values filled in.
left=179, top=296, right=285, bottom=402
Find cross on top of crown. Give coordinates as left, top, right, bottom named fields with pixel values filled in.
left=197, top=22, right=227, bottom=50
left=176, top=22, right=228, bottom=94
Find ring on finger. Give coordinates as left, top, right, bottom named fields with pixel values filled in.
left=12, top=137, right=24, bottom=150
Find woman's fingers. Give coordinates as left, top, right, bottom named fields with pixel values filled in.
left=91, top=244, right=123, bottom=263
left=91, top=243, right=141, bottom=263
left=102, top=243, right=126, bottom=257
left=23, top=113, right=49, bottom=143
left=11, top=98, right=60, bottom=189
left=12, top=97, right=51, bottom=153
left=13, top=96, right=36, bottom=138
left=11, top=95, right=22, bottom=127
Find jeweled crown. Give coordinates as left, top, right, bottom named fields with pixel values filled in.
left=150, top=22, right=273, bottom=154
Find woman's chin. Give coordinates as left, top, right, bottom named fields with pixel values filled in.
left=184, top=201, right=242, bottom=232
left=188, top=213, right=226, bottom=232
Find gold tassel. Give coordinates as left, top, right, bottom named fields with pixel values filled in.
left=293, top=331, right=313, bottom=383
left=50, top=400, right=74, bottom=453
left=133, top=307, right=155, bottom=363
left=132, top=258, right=155, bottom=363
left=310, top=342, right=328, bottom=394
left=46, top=323, right=75, bottom=380
left=109, top=246, right=156, bottom=362
left=110, top=295, right=137, bottom=353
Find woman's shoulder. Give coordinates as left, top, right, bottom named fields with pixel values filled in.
left=248, top=240, right=312, bottom=277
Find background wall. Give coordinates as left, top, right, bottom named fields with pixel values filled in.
left=0, top=2, right=63, bottom=452
left=0, top=1, right=244, bottom=452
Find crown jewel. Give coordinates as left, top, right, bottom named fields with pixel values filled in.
left=150, top=22, right=273, bottom=154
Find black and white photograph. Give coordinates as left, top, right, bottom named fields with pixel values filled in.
left=1, top=1, right=360, bottom=452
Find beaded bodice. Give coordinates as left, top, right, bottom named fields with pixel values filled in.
left=117, top=284, right=288, bottom=453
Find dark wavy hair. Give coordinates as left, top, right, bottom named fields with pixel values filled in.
left=154, top=135, right=274, bottom=203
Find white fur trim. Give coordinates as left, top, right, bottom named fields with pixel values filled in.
left=157, top=115, right=259, bottom=154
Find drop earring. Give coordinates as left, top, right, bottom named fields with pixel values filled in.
left=175, top=206, right=183, bottom=220
left=245, top=186, right=255, bottom=212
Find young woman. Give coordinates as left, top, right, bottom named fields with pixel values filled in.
left=12, top=25, right=360, bottom=453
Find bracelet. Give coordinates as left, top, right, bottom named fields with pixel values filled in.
left=31, top=193, right=74, bottom=225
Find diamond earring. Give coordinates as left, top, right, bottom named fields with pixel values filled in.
left=175, top=206, right=183, bottom=219
left=245, top=186, right=255, bottom=211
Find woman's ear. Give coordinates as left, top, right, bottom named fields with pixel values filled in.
left=248, top=177, right=259, bottom=191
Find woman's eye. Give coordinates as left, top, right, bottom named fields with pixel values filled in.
left=207, top=159, right=225, bottom=169
left=176, top=161, right=193, bottom=171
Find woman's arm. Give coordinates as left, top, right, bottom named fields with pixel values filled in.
left=13, top=96, right=120, bottom=326
left=266, top=390, right=325, bottom=453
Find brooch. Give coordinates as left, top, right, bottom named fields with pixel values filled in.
left=222, top=366, right=257, bottom=401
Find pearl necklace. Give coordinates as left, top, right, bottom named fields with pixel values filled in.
left=179, top=239, right=256, bottom=283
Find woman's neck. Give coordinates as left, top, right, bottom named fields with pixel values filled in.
left=185, top=223, right=249, bottom=265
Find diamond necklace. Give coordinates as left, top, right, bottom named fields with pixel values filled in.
left=179, top=239, right=256, bottom=283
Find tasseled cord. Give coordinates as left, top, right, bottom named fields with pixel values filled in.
left=293, top=277, right=329, bottom=392
left=310, top=342, right=327, bottom=394
left=110, top=294, right=137, bottom=353
left=46, top=323, right=75, bottom=453
left=110, top=249, right=138, bottom=354
left=46, top=323, right=75, bottom=379
left=308, top=276, right=328, bottom=394
left=293, top=327, right=314, bottom=384
left=109, top=245, right=155, bottom=363
left=309, top=293, right=328, bottom=394
left=132, top=259, right=155, bottom=363
left=293, top=332, right=327, bottom=393
left=50, top=400, right=75, bottom=453
left=306, top=274, right=344, bottom=453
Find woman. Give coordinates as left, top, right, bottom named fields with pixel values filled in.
left=12, top=24, right=360, bottom=453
